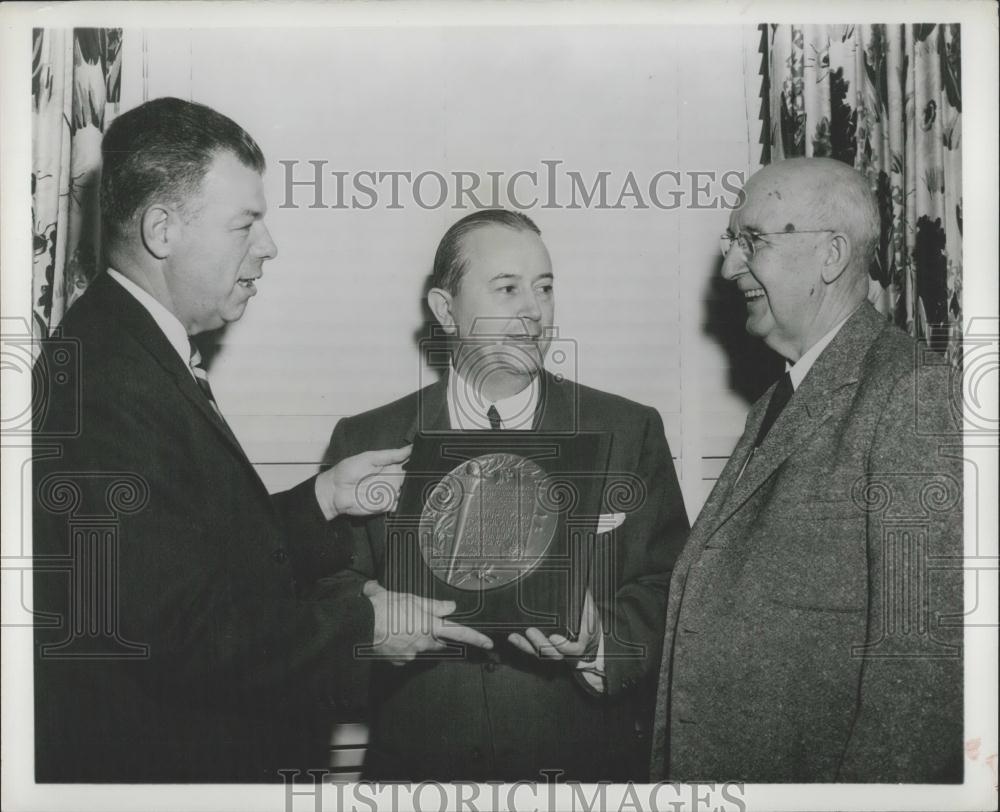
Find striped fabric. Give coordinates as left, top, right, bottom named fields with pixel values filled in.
left=188, top=340, right=227, bottom=421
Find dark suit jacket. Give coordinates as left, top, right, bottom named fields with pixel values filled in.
left=324, top=371, right=689, bottom=781
left=650, top=302, right=963, bottom=782
left=32, top=272, right=374, bottom=782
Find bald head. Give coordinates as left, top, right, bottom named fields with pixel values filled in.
left=744, top=157, right=879, bottom=284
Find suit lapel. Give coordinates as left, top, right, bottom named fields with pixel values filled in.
left=698, top=424, right=758, bottom=533
left=403, top=377, right=450, bottom=440
left=173, top=366, right=256, bottom=468
left=370, top=378, right=449, bottom=572
left=534, top=371, right=573, bottom=432
left=703, top=302, right=887, bottom=538
left=92, top=273, right=258, bottom=471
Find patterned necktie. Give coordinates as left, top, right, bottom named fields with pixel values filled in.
left=189, top=340, right=226, bottom=420
left=188, top=341, right=245, bottom=454
left=487, top=404, right=502, bottom=431
left=754, top=372, right=793, bottom=447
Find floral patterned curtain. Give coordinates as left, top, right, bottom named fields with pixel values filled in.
left=758, top=24, right=962, bottom=361
left=32, top=28, right=122, bottom=340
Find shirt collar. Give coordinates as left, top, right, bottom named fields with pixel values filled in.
left=786, top=306, right=859, bottom=390
left=446, top=363, right=540, bottom=430
left=107, top=268, right=192, bottom=371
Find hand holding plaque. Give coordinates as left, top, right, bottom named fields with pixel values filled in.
left=363, top=580, right=493, bottom=665
left=508, top=587, right=602, bottom=661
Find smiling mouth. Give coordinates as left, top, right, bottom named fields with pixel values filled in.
left=237, top=277, right=258, bottom=290
left=742, top=287, right=766, bottom=303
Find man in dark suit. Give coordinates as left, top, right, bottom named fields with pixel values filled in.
left=324, top=209, right=690, bottom=781
left=31, top=97, right=482, bottom=782
left=650, top=157, right=963, bottom=782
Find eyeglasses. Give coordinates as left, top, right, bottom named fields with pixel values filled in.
left=720, top=229, right=835, bottom=259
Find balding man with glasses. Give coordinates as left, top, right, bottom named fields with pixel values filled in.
left=649, top=157, right=963, bottom=783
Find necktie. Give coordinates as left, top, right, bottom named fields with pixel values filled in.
left=188, top=341, right=244, bottom=453
left=487, top=404, right=502, bottom=431
left=189, top=341, right=226, bottom=421
left=754, top=372, right=793, bottom=447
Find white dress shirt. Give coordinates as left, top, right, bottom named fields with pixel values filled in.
left=446, top=365, right=539, bottom=430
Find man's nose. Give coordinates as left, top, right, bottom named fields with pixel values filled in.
left=720, top=246, right=744, bottom=281
left=253, top=221, right=278, bottom=261
left=518, top=289, right=543, bottom=321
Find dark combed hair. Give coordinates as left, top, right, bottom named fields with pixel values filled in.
left=100, top=97, right=265, bottom=248
left=430, top=209, right=541, bottom=294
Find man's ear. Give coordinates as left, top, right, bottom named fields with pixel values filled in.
left=140, top=204, right=174, bottom=260
left=427, top=287, right=456, bottom=333
left=820, top=232, right=852, bottom=284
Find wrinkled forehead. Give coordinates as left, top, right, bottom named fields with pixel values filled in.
left=730, top=172, right=812, bottom=232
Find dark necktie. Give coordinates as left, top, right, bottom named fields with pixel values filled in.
left=487, top=404, right=502, bottom=431
left=754, top=372, right=793, bottom=447
left=189, top=341, right=226, bottom=420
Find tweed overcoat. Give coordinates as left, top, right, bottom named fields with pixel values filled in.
left=649, top=303, right=963, bottom=782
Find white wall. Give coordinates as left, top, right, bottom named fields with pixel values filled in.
left=121, top=25, right=771, bottom=517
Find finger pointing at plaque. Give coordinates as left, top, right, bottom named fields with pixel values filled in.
left=364, top=580, right=493, bottom=666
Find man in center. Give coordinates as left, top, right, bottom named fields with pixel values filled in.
left=324, top=209, right=689, bottom=780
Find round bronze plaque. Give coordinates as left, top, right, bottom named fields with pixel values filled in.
left=419, top=453, right=557, bottom=591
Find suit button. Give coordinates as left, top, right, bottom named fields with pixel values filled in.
left=484, top=662, right=497, bottom=673
left=271, top=549, right=289, bottom=564
left=349, top=553, right=357, bottom=564
left=471, top=748, right=483, bottom=760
